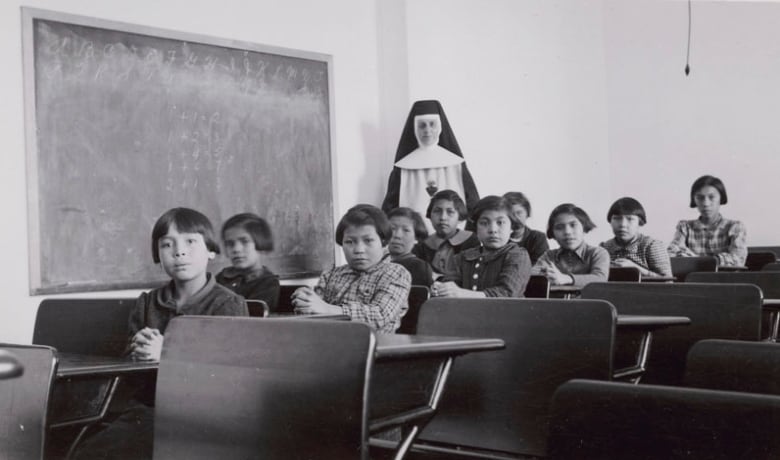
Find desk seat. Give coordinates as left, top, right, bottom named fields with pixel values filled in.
left=0, top=344, right=57, bottom=460
left=412, top=298, right=616, bottom=458
left=33, top=298, right=136, bottom=357
left=154, top=316, right=374, bottom=460
left=548, top=379, right=780, bottom=460
left=582, top=282, right=762, bottom=385
left=684, top=339, right=780, bottom=395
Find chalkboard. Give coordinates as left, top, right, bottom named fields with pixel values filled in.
left=22, top=8, right=336, bottom=294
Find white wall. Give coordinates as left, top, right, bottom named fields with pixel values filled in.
left=2, top=0, right=779, bottom=343
left=604, top=0, right=780, bottom=245
left=0, top=0, right=388, bottom=343
left=402, top=0, right=613, bottom=244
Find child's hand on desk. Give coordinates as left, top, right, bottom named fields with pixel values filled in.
left=291, top=286, right=341, bottom=315
left=539, top=264, right=574, bottom=286
left=611, top=258, right=641, bottom=269
left=677, top=247, right=698, bottom=257
left=130, top=327, right=163, bottom=361
left=432, top=281, right=485, bottom=298
left=431, top=281, right=457, bottom=297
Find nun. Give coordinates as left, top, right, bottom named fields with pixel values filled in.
left=381, top=100, right=479, bottom=218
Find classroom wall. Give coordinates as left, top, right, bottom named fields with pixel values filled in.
left=2, top=0, right=778, bottom=343
left=604, top=0, right=780, bottom=245
left=0, top=0, right=390, bottom=343
left=400, top=0, right=614, bottom=244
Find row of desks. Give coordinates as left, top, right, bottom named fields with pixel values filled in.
left=52, top=313, right=688, bottom=459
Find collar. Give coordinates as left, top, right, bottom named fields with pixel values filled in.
left=218, top=265, right=268, bottom=283
left=424, top=229, right=473, bottom=250
left=461, top=243, right=514, bottom=262
left=509, top=226, right=530, bottom=242
left=693, top=214, right=724, bottom=229
left=391, top=252, right=415, bottom=262
left=611, top=235, right=640, bottom=250
left=394, top=145, right=465, bottom=169
left=556, top=242, right=588, bottom=261
left=156, top=273, right=216, bottom=312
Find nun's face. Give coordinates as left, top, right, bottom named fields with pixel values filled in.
left=414, top=114, right=442, bottom=147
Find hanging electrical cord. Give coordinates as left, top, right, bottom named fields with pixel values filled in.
left=685, top=0, right=692, bottom=75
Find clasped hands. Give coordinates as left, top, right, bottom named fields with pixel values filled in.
left=129, top=327, right=163, bottom=361
left=291, top=286, right=341, bottom=315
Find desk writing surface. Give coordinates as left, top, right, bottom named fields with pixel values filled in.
left=56, top=352, right=158, bottom=377
left=616, top=315, right=692, bottom=330
left=374, top=334, right=505, bottom=361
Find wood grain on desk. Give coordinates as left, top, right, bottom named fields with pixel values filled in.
left=56, top=353, right=157, bottom=378
left=616, top=315, right=692, bottom=330
left=375, top=334, right=505, bottom=361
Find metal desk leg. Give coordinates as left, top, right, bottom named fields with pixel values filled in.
left=392, top=357, right=453, bottom=460
left=769, top=311, right=779, bottom=343
left=50, top=376, right=121, bottom=460
left=612, top=332, right=653, bottom=384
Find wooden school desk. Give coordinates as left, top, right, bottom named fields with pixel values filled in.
left=52, top=327, right=503, bottom=460
left=0, top=349, right=24, bottom=380
left=372, top=333, right=506, bottom=460
left=582, top=282, right=762, bottom=385
left=50, top=353, right=158, bottom=458
left=614, top=315, right=692, bottom=383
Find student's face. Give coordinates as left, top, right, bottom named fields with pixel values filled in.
left=694, top=185, right=721, bottom=218
left=414, top=114, right=442, bottom=148
left=510, top=204, right=529, bottom=227
left=157, top=224, right=215, bottom=283
left=223, top=227, right=262, bottom=271
left=430, top=199, right=460, bottom=239
left=552, top=213, right=585, bottom=251
left=341, top=225, right=385, bottom=272
left=476, top=209, right=512, bottom=249
left=610, top=214, right=641, bottom=243
left=388, top=216, right=418, bottom=257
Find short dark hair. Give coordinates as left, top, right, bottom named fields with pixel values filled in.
left=690, top=175, right=728, bottom=207
left=335, top=204, right=392, bottom=246
left=546, top=203, right=597, bottom=239
left=221, top=213, right=274, bottom=251
left=502, top=191, right=532, bottom=217
left=386, top=207, right=429, bottom=242
left=425, top=189, right=468, bottom=221
left=471, top=195, right=520, bottom=229
left=151, top=207, right=220, bottom=263
left=607, top=197, right=647, bottom=225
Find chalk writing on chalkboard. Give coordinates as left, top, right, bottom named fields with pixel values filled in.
left=22, top=8, right=336, bottom=294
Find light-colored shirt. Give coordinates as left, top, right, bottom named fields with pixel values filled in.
left=601, top=234, right=673, bottom=277
left=667, top=215, right=747, bottom=266
left=316, top=257, right=411, bottom=333
left=534, top=243, right=610, bottom=288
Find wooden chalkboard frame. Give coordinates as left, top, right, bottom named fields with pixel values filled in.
left=21, top=8, right=339, bottom=295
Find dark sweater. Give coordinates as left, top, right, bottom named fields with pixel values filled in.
left=392, top=253, right=434, bottom=287
left=510, top=226, right=550, bottom=265
left=128, top=273, right=248, bottom=340
left=216, top=265, right=280, bottom=311
left=443, top=244, right=532, bottom=297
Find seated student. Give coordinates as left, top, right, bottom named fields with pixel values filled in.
left=600, top=197, right=673, bottom=278
left=387, top=207, right=434, bottom=286
left=503, top=191, right=549, bottom=264
left=414, top=189, right=480, bottom=277
left=291, top=204, right=411, bottom=333
left=433, top=195, right=531, bottom=297
left=667, top=175, right=747, bottom=267
left=532, top=203, right=610, bottom=288
left=215, top=213, right=280, bottom=310
left=74, top=207, right=248, bottom=460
